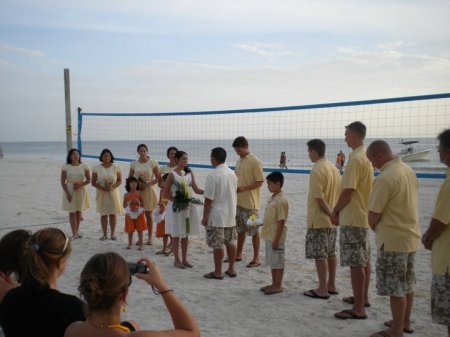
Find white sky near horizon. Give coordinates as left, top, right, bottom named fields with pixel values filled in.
left=0, top=0, right=449, bottom=142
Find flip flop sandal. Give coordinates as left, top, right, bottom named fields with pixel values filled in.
left=303, top=289, right=330, bottom=300
left=334, top=309, right=367, bottom=320
left=203, top=272, right=224, bottom=280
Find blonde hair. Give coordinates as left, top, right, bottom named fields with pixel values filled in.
left=21, top=228, right=71, bottom=289
left=79, top=252, right=130, bottom=312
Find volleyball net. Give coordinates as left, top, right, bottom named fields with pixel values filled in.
left=77, top=93, right=450, bottom=178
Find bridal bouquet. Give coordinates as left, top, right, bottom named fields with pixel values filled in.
left=172, top=179, right=203, bottom=234
left=246, top=212, right=263, bottom=231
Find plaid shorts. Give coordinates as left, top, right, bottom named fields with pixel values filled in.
left=340, top=226, right=370, bottom=268
left=431, top=273, right=450, bottom=326
left=305, top=228, right=337, bottom=260
left=376, top=249, right=416, bottom=297
left=206, top=226, right=237, bottom=249
left=265, top=240, right=285, bottom=269
left=236, top=206, right=259, bottom=236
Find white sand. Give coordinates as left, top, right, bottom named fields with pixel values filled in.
left=0, top=157, right=447, bottom=337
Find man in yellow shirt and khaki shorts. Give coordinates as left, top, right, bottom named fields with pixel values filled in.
left=367, top=140, right=420, bottom=337
left=332, top=121, right=373, bottom=320
left=422, top=129, right=450, bottom=337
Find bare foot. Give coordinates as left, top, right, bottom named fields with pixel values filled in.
left=260, top=284, right=272, bottom=292
left=182, top=261, right=193, bottom=268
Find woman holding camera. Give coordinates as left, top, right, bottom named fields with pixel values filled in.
left=64, top=252, right=200, bottom=337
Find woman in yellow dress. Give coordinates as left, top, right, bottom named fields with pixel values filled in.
left=129, top=144, right=161, bottom=245
left=92, top=149, right=123, bottom=240
left=61, top=148, right=90, bottom=240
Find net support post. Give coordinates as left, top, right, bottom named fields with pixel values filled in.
left=64, top=68, right=72, bottom=152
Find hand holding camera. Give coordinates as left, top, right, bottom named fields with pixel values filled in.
left=132, top=257, right=170, bottom=294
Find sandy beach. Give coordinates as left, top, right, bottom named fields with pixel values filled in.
left=0, top=157, right=446, bottom=337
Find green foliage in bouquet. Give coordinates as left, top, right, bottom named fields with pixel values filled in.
left=172, top=179, right=203, bottom=213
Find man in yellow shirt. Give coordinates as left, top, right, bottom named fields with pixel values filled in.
left=232, top=136, right=264, bottom=267
left=366, top=140, right=420, bottom=337
left=303, top=139, right=341, bottom=300
left=422, top=129, right=450, bottom=337
left=332, top=121, right=373, bottom=320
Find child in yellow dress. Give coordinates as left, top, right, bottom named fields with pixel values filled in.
left=123, top=177, right=147, bottom=250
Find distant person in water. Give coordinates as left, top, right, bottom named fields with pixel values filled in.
left=279, top=152, right=288, bottom=169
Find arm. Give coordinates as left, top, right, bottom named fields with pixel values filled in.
left=123, top=193, right=128, bottom=208
left=331, top=188, right=354, bottom=224
left=201, top=198, right=213, bottom=226
left=91, top=172, right=105, bottom=191
left=316, top=197, right=333, bottom=220
left=422, top=218, right=447, bottom=250
left=128, top=167, right=135, bottom=179
left=237, top=180, right=263, bottom=194
left=149, top=166, right=161, bottom=186
left=60, top=170, right=72, bottom=202
left=162, top=173, right=175, bottom=202
left=368, top=211, right=382, bottom=231
left=74, top=168, right=91, bottom=190
left=190, top=172, right=204, bottom=195
left=134, top=257, right=200, bottom=337
left=272, top=219, right=285, bottom=250
left=110, top=170, right=122, bottom=191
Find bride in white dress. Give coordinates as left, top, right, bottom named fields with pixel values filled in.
left=163, top=151, right=204, bottom=269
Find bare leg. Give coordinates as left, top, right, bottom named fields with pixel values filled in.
left=226, top=244, right=237, bottom=274
left=137, top=231, right=144, bottom=249
left=69, top=212, right=77, bottom=237
left=145, top=210, right=153, bottom=242
left=364, top=260, right=371, bottom=304
left=127, top=232, right=133, bottom=248
left=314, top=259, right=329, bottom=296
left=273, top=269, right=284, bottom=290
left=213, top=247, right=224, bottom=276
left=75, top=211, right=82, bottom=236
left=404, top=292, right=414, bottom=331
left=172, top=237, right=184, bottom=268
left=109, top=214, right=116, bottom=239
left=389, top=296, right=406, bottom=336
left=327, top=257, right=337, bottom=293
left=236, top=231, right=246, bottom=260
left=350, top=266, right=367, bottom=317
left=100, top=215, right=108, bottom=238
left=251, top=231, right=260, bottom=264
left=181, top=237, right=192, bottom=267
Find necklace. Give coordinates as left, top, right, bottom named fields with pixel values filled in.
left=88, top=319, right=131, bottom=332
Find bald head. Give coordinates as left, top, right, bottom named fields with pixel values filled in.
left=367, top=140, right=394, bottom=169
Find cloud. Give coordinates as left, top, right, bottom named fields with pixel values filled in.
left=0, top=42, right=45, bottom=58
left=236, top=43, right=294, bottom=57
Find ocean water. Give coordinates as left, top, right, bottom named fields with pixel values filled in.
left=0, top=138, right=445, bottom=173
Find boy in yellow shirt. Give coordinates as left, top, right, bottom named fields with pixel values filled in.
left=260, top=172, right=289, bottom=295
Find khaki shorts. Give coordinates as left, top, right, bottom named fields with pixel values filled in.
left=376, top=249, right=415, bottom=297
left=236, top=206, right=259, bottom=236
left=206, top=226, right=237, bottom=249
left=431, top=273, right=450, bottom=326
left=265, top=240, right=285, bottom=269
left=305, top=228, right=337, bottom=260
left=340, top=226, right=370, bottom=268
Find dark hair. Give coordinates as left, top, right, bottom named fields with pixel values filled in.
left=232, top=136, right=248, bottom=148
left=175, top=151, right=191, bottom=173
left=161, top=173, right=169, bottom=181
left=125, top=176, right=139, bottom=193
left=307, top=139, right=326, bottom=157
left=266, top=171, right=284, bottom=187
left=211, top=147, right=227, bottom=164
left=137, top=144, right=148, bottom=153
left=79, top=252, right=129, bottom=312
left=345, top=121, right=367, bottom=139
left=0, top=229, right=32, bottom=283
left=99, top=148, right=114, bottom=163
left=21, top=228, right=71, bottom=290
left=66, top=148, right=82, bottom=165
left=166, top=146, right=178, bottom=158
left=438, top=129, right=450, bottom=150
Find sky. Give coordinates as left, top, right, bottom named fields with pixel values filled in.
left=0, top=0, right=449, bottom=142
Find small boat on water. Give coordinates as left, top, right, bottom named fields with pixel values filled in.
left=397, top=141, right=431, bottom=162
